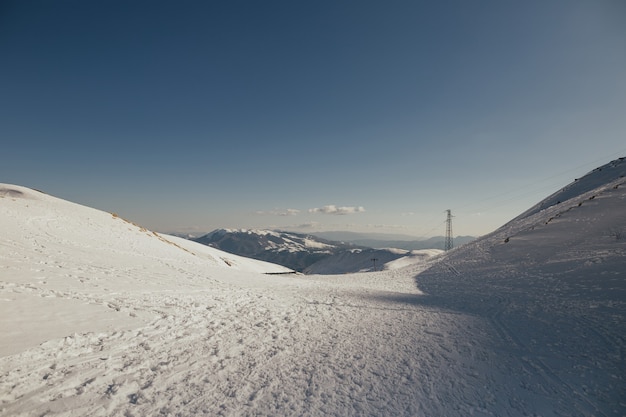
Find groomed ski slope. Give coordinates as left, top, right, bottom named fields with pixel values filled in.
left=1, top=158, right=625, bottom=416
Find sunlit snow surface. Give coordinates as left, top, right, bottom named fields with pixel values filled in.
left=1, top=159, right=625, bottom=417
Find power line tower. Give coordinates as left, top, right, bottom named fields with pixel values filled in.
left=445, top=209, right=454, bottom=251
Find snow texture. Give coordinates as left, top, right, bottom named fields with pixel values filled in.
left=1, top=158, right=625, bottom=417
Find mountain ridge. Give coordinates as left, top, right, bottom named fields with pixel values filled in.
left=192, top=228, right=444, bottom=273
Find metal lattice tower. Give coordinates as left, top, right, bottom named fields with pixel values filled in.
left=445, top=209, right=453, bottom=251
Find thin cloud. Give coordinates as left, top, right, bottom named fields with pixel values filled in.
left=308, top=205, right=365, bottom=215
left=292, top=222, right=322, bottom=229
left=255, top=209, right=300, bottom=216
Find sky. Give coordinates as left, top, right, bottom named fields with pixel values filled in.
left=2, top=0, right=625, bottom=238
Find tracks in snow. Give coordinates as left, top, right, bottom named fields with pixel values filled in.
left=0, top=278, right=511, bottom=417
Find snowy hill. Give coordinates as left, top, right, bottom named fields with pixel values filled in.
left=412, top=157, right=626, bottom=416
left=304, top=248, right=442, bottom=274
left=0, top=185, right=290, bottom=277
left=1, top=157, right=625, bottom=417
left=0, top=185, right=290, bottom=358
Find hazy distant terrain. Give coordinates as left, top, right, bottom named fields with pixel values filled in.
left=311, top=231, right=476, bottom=250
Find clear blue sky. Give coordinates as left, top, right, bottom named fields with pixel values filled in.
left=2, top=0, right=625, bottom=237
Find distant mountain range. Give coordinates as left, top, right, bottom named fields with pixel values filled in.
left=190, top=228, right=454, bottom=273
left=309, top=231, right=476, bottom=250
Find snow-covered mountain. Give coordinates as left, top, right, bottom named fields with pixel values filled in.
left=192, top=228, right=349, bottom=272
left=192, top=229, right=443, bottom=273
left=1, top=157, right=624, bottom=417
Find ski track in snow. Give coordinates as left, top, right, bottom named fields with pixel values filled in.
left=1, top=164, right=625, bottom=417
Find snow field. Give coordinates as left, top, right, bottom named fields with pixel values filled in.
left=1, top=185, right=502, bottom=416
left=1, top=277, right=505, bottom=416
left=1, top=159, right=625, bottom=417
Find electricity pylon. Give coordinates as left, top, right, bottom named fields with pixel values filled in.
left=445, top=209, right=453, bottom=251
left=371, top=258, right=378, bottom=271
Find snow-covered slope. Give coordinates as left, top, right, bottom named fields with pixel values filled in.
left=1, top=155, right=625, bottom=417
left=514, top=156, right=625, bottom=221
left=0, top=184, right=290, bottom=357
left=413, top=157, right=626, bottom=416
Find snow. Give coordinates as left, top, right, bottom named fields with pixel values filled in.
left=202, top=228, right=334, bottom=255
left=301, top=238, right=332, bottom=250
left=304, top=248, right=442, bottom=275
left=1, top=158, right=625, bottom=417
left=384, top=249, right=444, bottom=270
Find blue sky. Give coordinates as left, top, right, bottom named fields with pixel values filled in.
left=2, top=0, right=625, bottom=237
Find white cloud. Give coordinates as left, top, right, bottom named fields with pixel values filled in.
left=308, top=205, right=365, bottom=215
